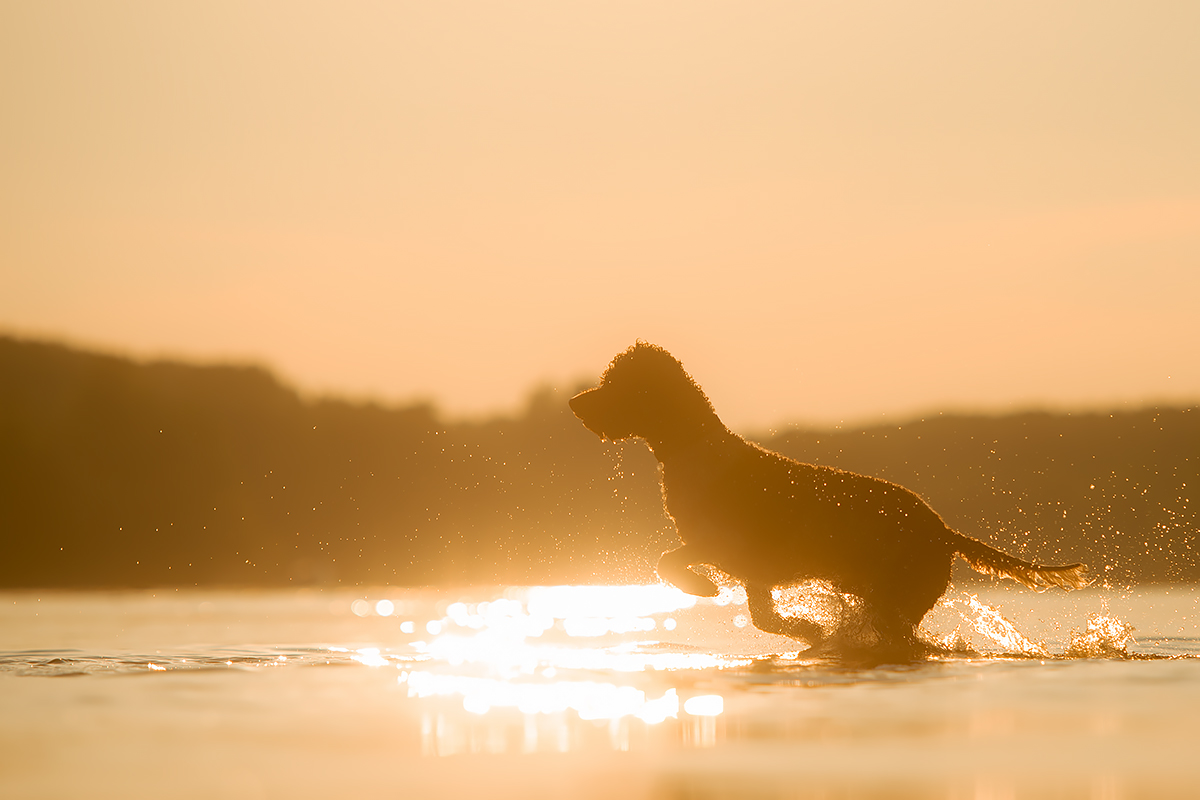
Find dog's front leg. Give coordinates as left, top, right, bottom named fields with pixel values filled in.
left=657, top=546, right=721, bottom=597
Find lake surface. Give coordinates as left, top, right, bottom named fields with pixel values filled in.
left=2, top=583, right=1198, bottom=799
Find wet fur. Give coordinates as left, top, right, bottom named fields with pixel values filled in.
left=570, top=342, right=1088, bottom=651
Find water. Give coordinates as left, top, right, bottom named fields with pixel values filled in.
left=2, top=584, right=1198, bottom=799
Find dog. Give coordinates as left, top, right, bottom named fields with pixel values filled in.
left=569, top=342, right=1088, bottom=650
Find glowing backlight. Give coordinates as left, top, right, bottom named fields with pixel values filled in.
left=683, top=694, right=723, bottom=716
left=526, top=584, right=700, bottom=619
left=390, top=584, right=742, bottom=728
left=402, top=671, right=680, bottom=723
left=352, top=647, right=388, bottom=667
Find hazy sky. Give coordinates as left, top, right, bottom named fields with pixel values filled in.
left=3, top=2, right=1198, bottom=430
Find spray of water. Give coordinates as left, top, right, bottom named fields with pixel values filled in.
left=1066, top=614, right=1136, bottom=658
left=938, top=593, right=1049, bottom=657
left=774, top=580, right=881, bottom=650
left=932, top=591, right=1139, bottom=659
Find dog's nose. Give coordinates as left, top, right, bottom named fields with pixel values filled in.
left=569, top=389, right=603, bottom=426
left=568, top=389, right=591, bottom=414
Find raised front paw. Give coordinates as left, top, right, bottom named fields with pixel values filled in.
left=666, top=567, right=721, bottom=598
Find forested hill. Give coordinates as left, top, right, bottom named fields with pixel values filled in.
left=1, top=335, right=1196, bottom=588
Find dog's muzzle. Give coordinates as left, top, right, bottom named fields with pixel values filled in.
left=569, top=388, right=607, bottom=438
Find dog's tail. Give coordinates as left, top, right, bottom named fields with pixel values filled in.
left=950, top=532, right=1090, bottom=590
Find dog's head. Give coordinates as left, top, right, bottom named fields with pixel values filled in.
left=569, top=342, right=719, bottom=448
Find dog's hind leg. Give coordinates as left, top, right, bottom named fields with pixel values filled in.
left=657, top=546, right=721, bottom=597
left=746, top=583, right=825, bottom=647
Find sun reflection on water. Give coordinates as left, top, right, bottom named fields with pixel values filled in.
left=401, top=671, right=680, bottom=723
left=351, top=647, right=389, bottom=667
left=342, top=584, right=748, bottom=743
left=415, top=586, right=746, bottom=670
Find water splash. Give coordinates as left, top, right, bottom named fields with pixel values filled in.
left=932, top=627, right=977, bottom=655
left=774, top=580, right=880, bottom=648
left=940, top=593, right=1048, bottom=657
left=1067, top=614, right=1136, bottom=658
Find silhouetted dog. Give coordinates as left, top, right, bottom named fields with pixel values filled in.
left=570, top=342, right=1088, bottom=650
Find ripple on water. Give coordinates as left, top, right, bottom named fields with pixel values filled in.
left=0, top=646, right=433, bottom=677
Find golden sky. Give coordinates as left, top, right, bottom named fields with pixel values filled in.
left=2, top=1, right=1198, bottom=430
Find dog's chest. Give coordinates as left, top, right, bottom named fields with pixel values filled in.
left=659, top=446, right=842, bottom=545
left=659, top=449, right=776, bottom=542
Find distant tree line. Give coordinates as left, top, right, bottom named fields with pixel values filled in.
left=1, top=335, right=1196, bottom=588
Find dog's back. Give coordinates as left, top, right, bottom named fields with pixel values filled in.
left=660, top=434, right=957, bottom=613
